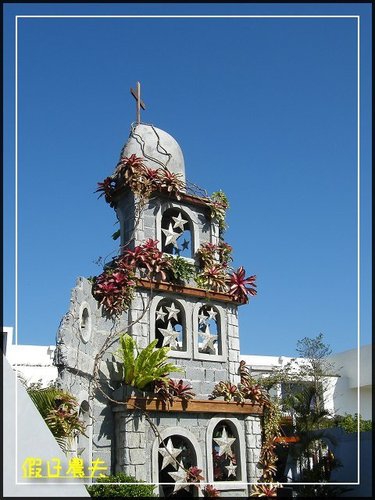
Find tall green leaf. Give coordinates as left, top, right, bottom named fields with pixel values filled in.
left=117, top=333, right=183, bottom=391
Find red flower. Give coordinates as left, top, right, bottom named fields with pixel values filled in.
left=95, top=176, right=116, bottom=207
left=203, top=484, right=221, bottom=497
left=229, top=266, right=257, bottom=304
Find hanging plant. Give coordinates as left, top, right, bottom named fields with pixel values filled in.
left=208, top=190, right=229, bottom=232
left=196, top=241, right=233, bottom=269
left=95, top=176, right=117, bottom=207
left=196, top=243, right=218, bottom=268
left=228, top=266, right=257, bottom=304
left=91, top=263, right=136, bottom=316
left=217, top=241, right=233, bottom=267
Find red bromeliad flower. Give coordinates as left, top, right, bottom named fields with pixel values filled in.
left=118, top=154, right=145, bottom=169
left=229, top=266, right=257, bottom=304
left=122, top=245, right=147, bottom=268
left=122, top=240, right=170, bottom=281
left=142, top=238, right=160, bottom=252
left=187, top=466, right=204, bottom=483
left=95, top=177, right=117, bottom=207
left=92, top=266, right=136, bottom=316
left=168, top=379, right=195, bottom=400
left=203, top=484, right=221, bottom=497
left=251, top=484, right=279, bottom=497
left=197, top=264, right=228, bottom=293
left=145, top=167, right=162, bottom=190
left=157, top=168, right=185, bottom=199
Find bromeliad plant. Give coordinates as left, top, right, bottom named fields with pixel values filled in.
left=250, top=484, right=280, bottom=497
left=96, top=177, right=117, bottom=207
left=153, top=378, right=195, bottom=403
left=196, top=241, right=233, bottom=268
left=238, top=361, right=283, bottom=497
left=228, top=266, right=257, bottom=304
left=203, top=485, right=221, bottom=497
left=207, top=190, right=229, bottom=232
left=28, top=387, right=87, bottom=453
left=195, top=263, right=229, bottom=293
left=97, top=154, right=186, bottom=205
left=157, top=168, right=185, bottom=200
left=91, top=262, right=136, bottom=317
left=195, top=242, right=256, bottom=303
left=116, top=333, right=183, bottom=391
left=123, top=238, right=172, bottom=281
left=210, top=381, right=243, bottom=402
left=94, top=154, right=256, bottom=313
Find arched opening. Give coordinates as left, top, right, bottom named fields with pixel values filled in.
left=197, top=305, right=221, bottom=355
left=79, top=303, right=92, bottom=343
left=155, top=298, right=186, bottom=352
left=212, top=421, right=241, bottom=481
left=161, top=208, right=193, bottom=259
left=158, top=435, right=198, bottom=498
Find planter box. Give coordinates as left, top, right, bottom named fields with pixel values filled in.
left=275, top=436, right=300, bottom=444
left=137, top=278, right=238, bottom=304
left=120, top=396, right=263, bottom=415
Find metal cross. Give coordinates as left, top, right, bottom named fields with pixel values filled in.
left=130, top=81, right=146, bottom=124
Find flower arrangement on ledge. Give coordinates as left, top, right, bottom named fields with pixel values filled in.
left=90, top=238, right=256, bottom=316
left=90, top=237, right=256, bottom=317
left=96, top=154, right=185, bottom=204
left=196, top=241, right=257, bottom=303
left=96, top=154, right=230, bottom=230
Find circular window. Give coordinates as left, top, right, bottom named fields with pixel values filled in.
left=79, top=303, right=92, bottom=342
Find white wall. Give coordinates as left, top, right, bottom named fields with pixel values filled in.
left=3, top=356, right=89, bottom=497
left=330, top=345, right=372, bottom=420
left=5, top=331, right=58, bottom=387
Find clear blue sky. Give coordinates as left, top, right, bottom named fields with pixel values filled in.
left=3, top=3, right=372, bottom=357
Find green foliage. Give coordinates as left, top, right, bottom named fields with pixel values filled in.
left=117, top=333, right=184, bottom=390
left=111, top=229, right=121, bottom=240
left=208, top=190, right=229, bottom=232
left=86, top=472, right=156, bottom=497
left=27, top=387, right=86, bottom=452
left=335, top=413, right=372, bottom=433
left=165, top=255, right=195, bottom=283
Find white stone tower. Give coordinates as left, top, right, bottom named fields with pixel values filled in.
left=55, top=110, right=262, bottom=497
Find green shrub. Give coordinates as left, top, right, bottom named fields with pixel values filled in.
left=166, top=255, right=195, bottom=283
left=335, top=413, right=372, bottom=433
left=86, top=472, right=156, bottom=497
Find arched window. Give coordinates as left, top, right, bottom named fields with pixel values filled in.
left=157, top=435, right=198, bottom=497
left=212, top=421, right=241, bottom=481
left=155, top=298, right=186, bottom=352
left=161, top=208, right=193, bottom=259
left=197, top=305, right=221, bottom=356
left=79, top=302, right=92, bottom=343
